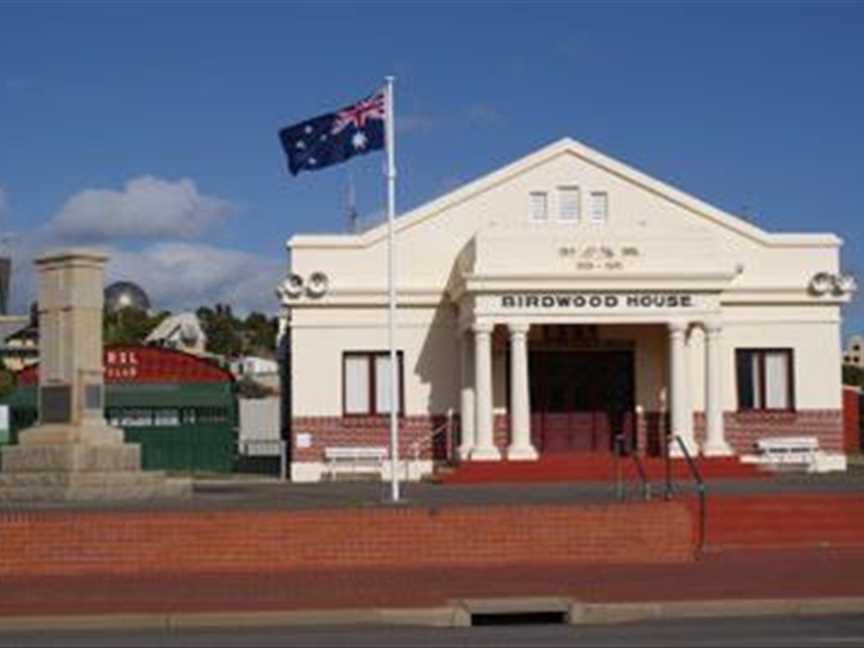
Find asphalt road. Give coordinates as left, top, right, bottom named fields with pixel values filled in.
left=2, top=615, right=864, bottom=647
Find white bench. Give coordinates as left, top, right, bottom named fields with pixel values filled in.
left=756, top=436, right=819, bottom=471
left=324, top=446, right=388, bottom=480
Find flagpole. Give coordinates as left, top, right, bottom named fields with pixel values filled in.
left=385, top=75, right=400, bottom=502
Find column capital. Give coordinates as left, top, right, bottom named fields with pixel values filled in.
left=703, top=318, right=723, bottom=335
left=667, top=319, right=688, bottom=335
left=507, top=322, right=530, bottom=336
left=472, top=322, right=494, bottom=335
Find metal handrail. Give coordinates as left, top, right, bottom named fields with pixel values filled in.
left=614, top=433, right=651, bottom=502
left=411, top=409, right=454, bottom=464
left=669, top=434, right=707, bottom=553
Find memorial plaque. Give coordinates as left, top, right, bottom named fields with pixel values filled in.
left=85, top=384, right=103, bottom=410
left=40, top=385, right=72, bottom=424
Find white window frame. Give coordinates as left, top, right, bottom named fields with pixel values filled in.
left=589, top=191, right=609, bottom=224
left=530, top=191, right=548, bottom=222
left=557, top=186, right=581, bottom=223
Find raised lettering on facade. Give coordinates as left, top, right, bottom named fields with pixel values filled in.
left=500, top=293, right=695, bottom=309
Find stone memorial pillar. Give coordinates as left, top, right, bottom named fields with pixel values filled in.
left=0, top=249, right=190, bottom=500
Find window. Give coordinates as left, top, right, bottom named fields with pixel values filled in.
left=120, top=408, right=153, bottom=427
left=558, top=187, right=580, bottom=222
left=736, top=349, right=795, bottom=411
left=154, top=408, right=180, bottom=427
left=530, top=192, right=548, bottom=221
left=197, top=407, right=229, bottom=424
left=343, top=351, right=404, bottom=416
left=589, top=191, right=609, bottom=224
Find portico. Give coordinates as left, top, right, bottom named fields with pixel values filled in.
left=455, top=310, right=733, bottom=462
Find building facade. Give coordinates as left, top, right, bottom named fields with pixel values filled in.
left=279, top=138, right=853, bottom=482
left=2, top=345, right=237, bottom=472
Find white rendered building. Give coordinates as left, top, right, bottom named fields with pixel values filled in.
left=279, top=138, right=854, bottom=482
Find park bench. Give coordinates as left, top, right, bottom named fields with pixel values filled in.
left=755, top=436, right=819, bottom=471
left=324, top=446, right=388, bottom=480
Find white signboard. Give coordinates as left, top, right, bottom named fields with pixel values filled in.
left=0, top=405, right=9, bottom=434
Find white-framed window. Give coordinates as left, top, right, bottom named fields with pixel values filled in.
left=530, top=192, right=548, bottom=222
left=558, top=186, right=580, bottom=222
left=343, top=351, right=404, bottom=416
left=736, top=349, right=795, bottom=411
left=589, top=191, right=609, bottom=224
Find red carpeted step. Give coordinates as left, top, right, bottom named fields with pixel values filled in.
left=438, top=453, right=767, bottom=485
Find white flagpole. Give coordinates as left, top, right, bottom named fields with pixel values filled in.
left=385, top=75, right=400, bottom=502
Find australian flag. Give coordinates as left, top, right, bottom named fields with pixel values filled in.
left=279, top=88, right=386, bottom=176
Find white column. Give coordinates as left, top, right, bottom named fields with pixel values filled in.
left=507, top=322, right=537, bottom=461
left=471, top=322, right=500, bottom=461
left=457, top=329, right=475, bottom=460
left=668, top=320, right=696, bottom=456
left=703, top=320, right=733, bottom=456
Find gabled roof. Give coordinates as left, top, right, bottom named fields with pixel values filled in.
left=289, top=137, right=841, bottom=251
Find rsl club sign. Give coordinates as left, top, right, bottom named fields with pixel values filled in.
left=501, top=292, right=697, bottom=310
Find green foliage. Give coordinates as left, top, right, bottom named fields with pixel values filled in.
left=0, top=368, right=15, bottom=399
left=235, top=376, right=277, bottom=399
left=104, top=307, right=169, bottom=346
left=197, top=303, right=277, bottom=358
left=843, top=364, right=864, bottom=387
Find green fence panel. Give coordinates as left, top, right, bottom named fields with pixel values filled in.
left=123, top=424, right=236, bottom=473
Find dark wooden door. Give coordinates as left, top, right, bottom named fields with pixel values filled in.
left=530, top=350, right=635, bottom=454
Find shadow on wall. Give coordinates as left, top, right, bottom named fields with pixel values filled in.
left=414, top=296, right=462, bottom=460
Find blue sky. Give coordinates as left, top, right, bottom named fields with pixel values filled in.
left=1, top=1, right=862, bottom=334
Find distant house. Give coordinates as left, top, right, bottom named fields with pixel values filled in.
left=0, top=316, right=36, bottom=372
left=145, top=312, right=208, bottom=356
left=844, top=335, right=864, bottom=368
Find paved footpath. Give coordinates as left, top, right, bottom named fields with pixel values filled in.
left=1, top=546, right=863, bottom=620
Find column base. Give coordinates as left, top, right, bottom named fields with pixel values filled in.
left=702, top=441, right=734, bottom=457
left=457, top=444, right=474, bottom=461
left=506, top=445, right=539, bottom=461
left=469, top=446, right=502, bottom=462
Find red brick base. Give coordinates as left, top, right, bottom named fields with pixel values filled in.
left=0, top=502, right=694, bottom=577
left=293, top=408, right=844, bottom=463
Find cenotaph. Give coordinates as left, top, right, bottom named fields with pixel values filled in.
left=0, top=249, right=191, bottom=500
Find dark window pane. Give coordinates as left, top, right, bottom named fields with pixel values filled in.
left=736, top=351, right=755, bottom=410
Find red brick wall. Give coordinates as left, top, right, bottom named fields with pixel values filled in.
left=0, top=503, right=694, bottom=577
left=642, top=410, right=842, bottom=457
left=723, top=409, right=843, bottom=454
left=843, top=387, right=861, bottom=454
left=294, top=408, right=844, bottom=462
left=292, top=415, right=457, bottom=463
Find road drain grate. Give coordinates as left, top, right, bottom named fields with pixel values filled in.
left=471, top=611, right=568, bottom=626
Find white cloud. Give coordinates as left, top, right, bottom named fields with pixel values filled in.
left=5, top=177, right=281, bottom=316
left=105, top=242, right=283, bottom=315
left=0, top=185, right=8, bottom=220
left=49, top=176, right=233, bottom=243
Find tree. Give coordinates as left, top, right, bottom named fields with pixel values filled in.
left=241, top=311, right=277, bottom=355
left=0, top=368, right=15, bottom=399
left=843, top=364, right=864, bottom=388
left=104, top=307, right=168, bottom=346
